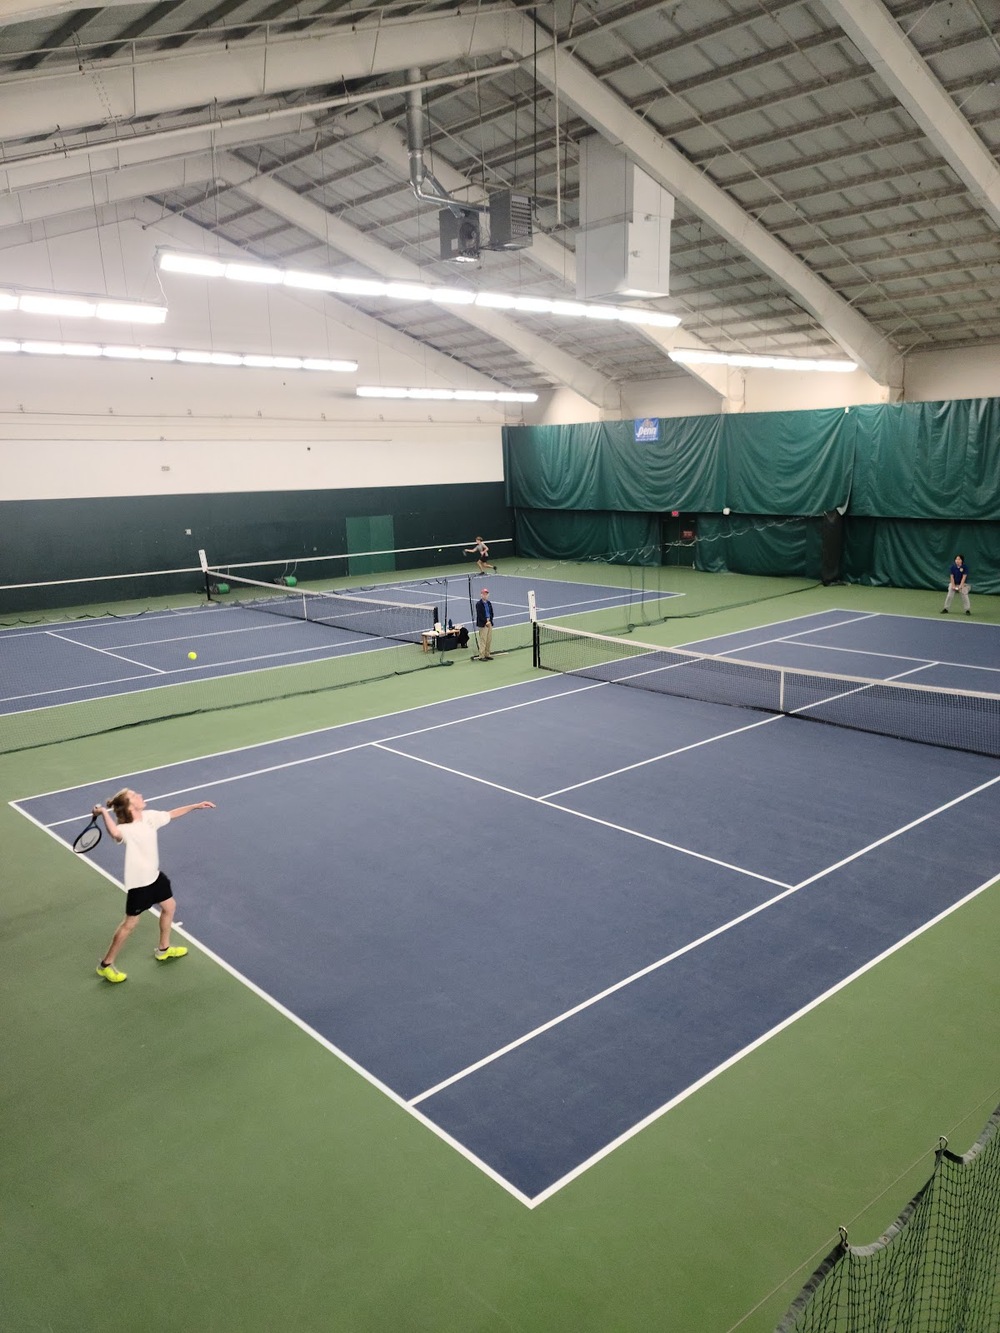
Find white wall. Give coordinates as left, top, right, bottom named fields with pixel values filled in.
left=0, top=218, right=509, bottom=499
left=903, top=343, right=1000, bottom=403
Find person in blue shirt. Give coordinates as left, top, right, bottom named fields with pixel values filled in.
left=474, top=588, right=494, bottom=660
left=941, top=554, right=971, bottom=614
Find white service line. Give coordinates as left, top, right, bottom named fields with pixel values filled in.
left=38, top=678, right=611, bottom=824
left=46, top=629, right=167, bottom=673
left=791, top=769, right=1000, bottom=891
left=373, top=742, right=792, bottom=889
left=541, top=713, right=781, bottom=798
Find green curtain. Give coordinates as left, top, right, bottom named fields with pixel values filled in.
left=504, top=399, right=1000, bottom=521
left=694, top=515, right=824, bottom=579
left=850, top=399, right=1000, bottom=518
left=504, top=418, right=724, bottom=511
left=514, top=509, right=659, bottom=564
left=843, top=519, right=1000, bottom=593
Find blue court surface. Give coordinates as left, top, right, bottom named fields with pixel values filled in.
left=12, top=609, right=1000, bottom=1205
left=0, top=572, right=669, bottom=716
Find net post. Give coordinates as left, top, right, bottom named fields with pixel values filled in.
left=532, top=620, right=540, bottom=669
left=198, top=549, right=211, bottom=603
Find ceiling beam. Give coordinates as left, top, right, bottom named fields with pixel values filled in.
left=216, top=153, right=620, bottom=409
left=502, top=10, right=898, bottom=385
left=821, top=0, right=1000, bottom=230
left=0, top=155, right=222, bottom=231
left=0, top=0, right=133, bottom=27
left=0, top=10, right=517, bottom=142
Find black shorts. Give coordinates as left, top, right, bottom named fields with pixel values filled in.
left=125, top=872, right=173, bottom=916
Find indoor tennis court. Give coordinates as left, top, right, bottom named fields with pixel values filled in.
left=14, top=607, right=999, bottom=1208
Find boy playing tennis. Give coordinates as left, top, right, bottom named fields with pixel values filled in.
left=93, top=788, right=215, bottom=983
left=463, top=536, right=497, bottom=573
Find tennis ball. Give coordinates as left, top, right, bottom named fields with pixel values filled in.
left=187, top=651, right=198, bottom=661
left=723, top=507, right=731, bottom=515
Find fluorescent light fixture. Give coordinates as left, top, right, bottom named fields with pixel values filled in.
left=225, top=262, right=284, bottom=284
left=159, top=253, right=226, bottom=277
left=0, top=338, right=357, bottom=372
left=356, top=385, right=538, bottom=403
left=154, top=250, right=682, bottom=330
left=2, top=288, right=168, bottom=324
left=20, top=294, right=96, bottom=318
left=95, top=301, right=168, bottom=324
left=669, top=347, right=857, bottom=373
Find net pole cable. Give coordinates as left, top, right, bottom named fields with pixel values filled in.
left=775, top=1103, right=1000, bottom=1333
left=531, top=622, right=1000, bottom=759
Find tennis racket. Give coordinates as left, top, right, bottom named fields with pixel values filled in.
left=72, top=815, right=102, bottom=854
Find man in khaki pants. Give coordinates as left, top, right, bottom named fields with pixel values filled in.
left=475, top=588, right=494, bottom=660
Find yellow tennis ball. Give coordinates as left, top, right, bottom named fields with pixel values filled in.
left=187, top=651, right=198, bottom=661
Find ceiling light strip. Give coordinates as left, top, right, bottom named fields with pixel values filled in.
left=0, top=289, right=167, bottom=324
left=356, top=386, right=537, bottom=402
left=0, top=339, right=357, bottom=371
left=669, top=347, right=857, bottom=373
left=157, top=251, right=682, bottom=331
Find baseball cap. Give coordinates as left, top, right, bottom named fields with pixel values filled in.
left=481, top=588, right=489, bottom=594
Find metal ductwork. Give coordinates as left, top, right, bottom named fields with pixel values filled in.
left=406, top=68, right=481, bottom=216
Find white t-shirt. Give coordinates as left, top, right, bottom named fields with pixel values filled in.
left=118, top=809, right=171, bottom=889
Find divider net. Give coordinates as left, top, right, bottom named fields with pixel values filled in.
left=532, top=621, right=1000, bottom=759
left=207, top=570, right=438, bottom=645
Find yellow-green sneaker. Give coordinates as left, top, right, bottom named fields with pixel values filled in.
left=97, top=963, right=126, bottom=983
left=155, top=945, right=188, bottom=962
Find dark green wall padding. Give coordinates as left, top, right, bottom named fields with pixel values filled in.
left=0, top=482, right=509, bottom=613
left=504, top=399, right=1000, bottom=592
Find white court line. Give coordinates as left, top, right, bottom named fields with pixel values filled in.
left=778, top=638, right=1000, bottom=677
left=406, top=768, right=1000, bottom=1154
left=541, top=714, right=782, bottom=798
left=707, top=612, right=880, bottom=661
left=680, top=609, right=876, bottom=650
left=373, top=742, right=791, bottom=889
left=36, top=678, right=611, bottom=824
left=13, top=672, right=567, bottom=802
left=791, top=769, right=1000, bottom=890
left=8, top=798, right=534, bottom=1210
left=101, top=619, right=299, bottom=650
left=408, top=877, right=806, bottom=1110
left=530, top=869, right=1000, bottom=1207
left=46, top=629, right=167, bottom=673
left=1, top=601, right=216, bottom=638
left=0, top=633, right=389, bottom=709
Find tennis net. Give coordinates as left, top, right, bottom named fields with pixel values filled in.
left=208, top=570, right=438, bottom=645
left=532, top=622, right=1000, bottom=759
left=776, top=1103, right=1000, bottom=1332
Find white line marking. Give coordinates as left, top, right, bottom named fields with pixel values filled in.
left=6, top=797, right=533, bottom=1209
left=409, top=877, right=806, bottom=1108
left=528, top=870, right=1000, bottom=1206
left=541, top=713, right=781, bottom=798
left=36, top=680, right=609, bottom=823
left=45, top=629, right=167, bottom=673
left=791, top=770, right=1000, bottom=890
left=374, top=742, right=792, bottom=888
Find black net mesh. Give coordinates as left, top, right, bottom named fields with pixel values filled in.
left=777, top=1106, right=1000, bottom=1332
left=532, top=623, right=1000, bottom=759
left=210, top=571, right=438, bottom=644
